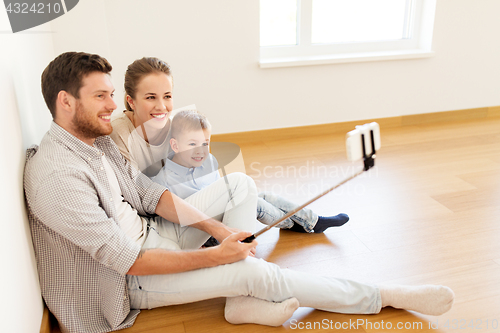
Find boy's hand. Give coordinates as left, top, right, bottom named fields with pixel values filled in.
left=214, top=231, right=258, bottom=264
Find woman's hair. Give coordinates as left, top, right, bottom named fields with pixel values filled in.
left=124, top=57, right=172, bottom=111
left=171, top=110, right=212, bottom=138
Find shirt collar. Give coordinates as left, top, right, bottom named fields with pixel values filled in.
left=164, top=151, right=213, bottom=177
left=49, top=121, right=109, bottom=161
left=164, top=154, right=195, bottom=176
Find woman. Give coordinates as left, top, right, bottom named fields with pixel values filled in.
left=110, top=58, right=173, bottom=177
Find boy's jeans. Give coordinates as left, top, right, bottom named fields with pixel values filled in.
left=257, top=192, right=318, bottom=233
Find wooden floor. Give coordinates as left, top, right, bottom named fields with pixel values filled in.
left=52, top=117, right=500, bottom=332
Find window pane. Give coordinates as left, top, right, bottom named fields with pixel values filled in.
left=312, top=0, right=408, bottom=44
left=260, top=0, right=297, bottom=46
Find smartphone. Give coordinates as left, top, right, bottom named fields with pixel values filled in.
left=346, top=122, right=381, bottom=162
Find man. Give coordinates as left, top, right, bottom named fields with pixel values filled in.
left=24, top=52, right=454, bottom=333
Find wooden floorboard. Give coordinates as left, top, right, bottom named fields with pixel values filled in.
left=52, top=117, right=500, bottom=332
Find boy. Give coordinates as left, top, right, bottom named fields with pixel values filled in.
left=153, top=110, right=350, bottom=234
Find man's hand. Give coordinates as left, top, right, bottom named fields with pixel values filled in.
left=214, top=231, right=258, bottom=264
left=207, top=224, right=256, bottom=256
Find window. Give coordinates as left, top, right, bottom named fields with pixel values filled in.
left=259, top=0, right=436, bottom=68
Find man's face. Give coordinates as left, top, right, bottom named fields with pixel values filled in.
left=171, top=129, right=211, bottom=168
left=71, top=72, right=116, bottom=143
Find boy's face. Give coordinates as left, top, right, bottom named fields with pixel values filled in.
left=171, top=129, right=211, bottom=168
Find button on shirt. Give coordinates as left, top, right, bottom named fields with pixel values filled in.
left=23, top=122, right=167, bottom=333
left=152, top=153, right=220, bottom=199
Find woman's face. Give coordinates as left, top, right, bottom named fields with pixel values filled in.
left=127, top=73, right=173, bottom=129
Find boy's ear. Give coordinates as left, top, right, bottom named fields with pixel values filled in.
left=170, top=138, right=179, bottom=153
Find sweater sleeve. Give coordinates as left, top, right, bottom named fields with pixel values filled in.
left=110, top=115, right=140, bottom=171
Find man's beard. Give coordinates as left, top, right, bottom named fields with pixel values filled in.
left=72, top=101, right=112, bottom=140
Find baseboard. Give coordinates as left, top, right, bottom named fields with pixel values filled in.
left=212, top=106, right=500, bottom=144
left=401, top=107, right=490, bottom=126
left=488, top=106, right=500, bottom=118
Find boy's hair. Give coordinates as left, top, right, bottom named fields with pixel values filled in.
left=171, top=110, right=211, bottom=138
left=41, top=52, right=112, bottom=119
left=124, top=57, right=172, bottom=111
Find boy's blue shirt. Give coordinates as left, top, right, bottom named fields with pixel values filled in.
left=152, top=152, right=220, bottom=199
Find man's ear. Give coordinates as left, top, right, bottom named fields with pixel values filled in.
left=53, top=91, right=76, bottom=122
left=56, top=90, right=76, bottom=114
left=170, top=138, right=179, bottom=153
left=126, top=95, right=135, bottom=111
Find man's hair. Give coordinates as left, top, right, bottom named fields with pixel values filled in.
left=124, top=57, right=173, bottom=111
left=171, top=110, right=211, bottom=139
left=41, top=52, right=112, bottom=119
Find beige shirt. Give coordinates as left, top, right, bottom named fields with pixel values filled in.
left=110, top=111, right=171, bottom=177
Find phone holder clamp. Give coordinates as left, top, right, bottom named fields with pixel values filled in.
left=362, top=130, right=377, bottom=171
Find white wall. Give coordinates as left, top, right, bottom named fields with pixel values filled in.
left=48, top=0, right=500, bottom=135
left=0, top=9, right=54, bottom=333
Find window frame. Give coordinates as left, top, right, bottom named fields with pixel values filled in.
left=259, top=0, right=437, bottom=68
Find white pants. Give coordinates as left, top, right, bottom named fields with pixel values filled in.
left=141, top=172, right=258, bottom=251
left=127, top=172, right=382, bottom=314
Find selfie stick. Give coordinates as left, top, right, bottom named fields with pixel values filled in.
left=242, top=130, right=377, bottom=243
